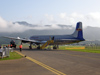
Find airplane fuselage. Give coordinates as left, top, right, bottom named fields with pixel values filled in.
left=29, top=35, right=83, bottom=45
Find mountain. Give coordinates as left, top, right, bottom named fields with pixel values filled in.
left=84, top=26, right=100, bottom=40
left=0, top=21, right=100, bottom=44
left=13, top=21, right=38, bottom=27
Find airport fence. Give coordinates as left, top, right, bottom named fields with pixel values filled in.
left=0, top=48, right=13, bottom=59
left=85, top=45, right=100, bottom=50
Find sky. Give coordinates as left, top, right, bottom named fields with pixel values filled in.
left=0, top=0, right=100, bottom=32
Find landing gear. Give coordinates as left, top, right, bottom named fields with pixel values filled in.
left=53, top=45, right=59, bottom=49
left=29, top=43, right=32, bottom=49
left=37, top=45, right=40, bottom=49
left=29, top=46, right=32, bottom=49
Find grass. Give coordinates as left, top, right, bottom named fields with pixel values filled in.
left=58, top=46, right=100, bottom=54
left=0, top=52, right=22, bottom=61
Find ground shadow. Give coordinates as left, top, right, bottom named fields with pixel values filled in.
left=14, top=48, right=66, bottom=52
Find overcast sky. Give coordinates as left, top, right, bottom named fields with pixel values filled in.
left=0, top=0, right=100, bottom=32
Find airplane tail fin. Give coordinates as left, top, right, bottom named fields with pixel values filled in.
left=72, top=22, right=85, bottom=41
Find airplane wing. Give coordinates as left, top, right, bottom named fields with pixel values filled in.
left=3, top=36, right=41, bottom=44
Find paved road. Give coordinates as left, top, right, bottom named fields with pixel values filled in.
left=19, top=49, right=100, bottom=75
left=0, top=58, right=56, bottom=75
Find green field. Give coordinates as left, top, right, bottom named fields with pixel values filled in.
left=17, top=44, right=100, bottom=54
left=0, top=52, right=22, bottom=61
left=58, top=46, right=100, bottom=53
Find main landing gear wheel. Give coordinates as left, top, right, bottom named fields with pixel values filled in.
left=53, top=45, right=59, bottom=49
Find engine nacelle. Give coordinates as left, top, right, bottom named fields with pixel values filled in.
left=10, top=40, right=16, bottom=48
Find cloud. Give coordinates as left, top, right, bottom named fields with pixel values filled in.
left=45, top=14, right=54, bottom=22
left=71, top=12, right=84, bottom=19
left=45, top=14, right=57, bottom=24
left=0, top=16, right=62, bottom=33
left=0, top=17, right=7, bottom=28
left=89, top=12, right=100, bottom=20
left=0, top=17, right=32, bottom=33
left=59, top=13, right=67, bottom=19
left=58, top=12, right=100, bottom=27
left=1, top=12, right=100, bottom=33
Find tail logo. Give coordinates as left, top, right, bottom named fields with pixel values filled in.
left=76, top=28, right=82, bottom=31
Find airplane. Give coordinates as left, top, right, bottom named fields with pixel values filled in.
left=3, top=22, right=85, bottom=49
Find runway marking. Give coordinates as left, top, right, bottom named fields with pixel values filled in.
left=15, top=51, right=66, bottom=75
left=15, top=51, right=25, bottom=57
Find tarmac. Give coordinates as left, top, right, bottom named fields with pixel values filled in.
left=0, top=57, right=55, bottom=75
left=0, top=49, right=100, bottom=75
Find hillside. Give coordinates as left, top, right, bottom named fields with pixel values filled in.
left=0, top=21, right=100, bottom=44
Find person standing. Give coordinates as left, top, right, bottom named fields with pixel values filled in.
left=8, top=44, right=10, bottom=48
left=19, top=44, right=22, bottom=52
left=10, top=44, right=12, bottom=48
